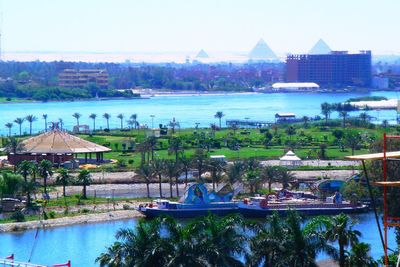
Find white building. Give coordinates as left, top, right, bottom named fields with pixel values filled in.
left=271, top=82, right=320, bottom=92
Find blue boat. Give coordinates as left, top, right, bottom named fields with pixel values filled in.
left=238, top=196, right=369, bottom=218
left=138, top=184, right=239, bottom=218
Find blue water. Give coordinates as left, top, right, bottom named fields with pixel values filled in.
left=0, top=213, right=395, bottom=266
left=1, top=91, right=400, bottom=136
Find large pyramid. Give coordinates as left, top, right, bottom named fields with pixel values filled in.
left=196, top=49, right=209, bottom=58
left=309, top=39, right=331, bottom=55
left=248, top=39, right=277, bottom=60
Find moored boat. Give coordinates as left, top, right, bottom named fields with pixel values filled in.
left=238, top=195, right=369, bottom=218
left=138, top=183, right=239, bottom=218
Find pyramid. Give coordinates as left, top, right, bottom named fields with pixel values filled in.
left=248, top=39, right=278, bottom=60
left=309, top=39, right=331, bottom=55
left=196, top=49, right=209, bottom=58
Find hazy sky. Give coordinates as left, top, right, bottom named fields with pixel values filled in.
left=1, top=0, right=399, bottom=54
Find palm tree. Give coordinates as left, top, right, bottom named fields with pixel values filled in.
left=17, top=160, right=34, bottom=205
left=276, top=166, right=295, bottom=189
left=103, top=113, right=111, bottom=130
left=226, top=161, right=245, bottom=185
left=323, top=213, right=361, bottom=267
left=38, top=159, right=53, bottom=195
left=214, top=111, right=225, bottom=128
left=345, top=242, right=377, bottom=267
left=146, top=136, right=157, bottom=161
left=191, top=148, right=209, bottom=182
left=25, top=115, right=37, bottom=135
left=5, top=122, right=13, bottom=136
left=76, top=169, right=92, bottom=199
left=89, top=113, right=97, bottom=132
left=58, top=118, right=64, bottom=130
left=260, top=165, right=278, bottom=192
left=14, top=117, right=25, bottom=136
left=96, top=217, right=173, bottom=267
left=168, top=117, right=180, bottom=134
left=42, top=114, right=48, bottom=132
left=302, top=115, right=309, bottom=128
left=130, top=114, right=138, bottom=129
left=359, top=112, right=370, bottom=125
left=344, top=130, right=362, bottom=156
left=56, top=168, right=73, bottom=197
left=5, top=137, right=25, bottom=154
left=321, top=102, right=332, bottom=125
left=136, top=163, right=154, bottom=198
left=72, top=112, right=81, bottom=126
left=163, top=159, right=180, bottom=198
left=117, top=113, right=124, bottom=129
left=339, top=110, right=348, bottom=128
left=152, top=158, right=164, bottom=198
left=209, top=160, right=224, bottom=190
left=168, top=137, right=183, bottom=163
left=179, top=155, right=191, bottom=186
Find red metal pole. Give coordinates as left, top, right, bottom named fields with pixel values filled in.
left=383, top=133, right=388, bottom=266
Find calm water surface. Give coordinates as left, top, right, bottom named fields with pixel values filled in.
left=0, top=213, right=395, bottom=266
left=1, top=91, right=400, bottom=136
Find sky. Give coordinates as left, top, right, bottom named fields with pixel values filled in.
left=1, top=0, right=399, bottom=55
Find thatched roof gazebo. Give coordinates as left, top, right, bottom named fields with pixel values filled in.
left=7, top=129, right=111, bottom=166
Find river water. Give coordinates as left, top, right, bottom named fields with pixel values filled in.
left=1, top=91, right=400, bottom=136
left=0, top=212, right=395, bottom=266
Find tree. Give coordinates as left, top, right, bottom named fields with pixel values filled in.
left=323, top=214, right=361, bottom=267
left=58, top=118, right=64, bottom=130
left=285, top=126, right=296, bottom=140
left=168, top=137, right=183, bottom=163
left=136, top=163, right=154, bottom=198
left=339, top=110, right=349, bottom=128
left=17, top=162, right=38, bottom=206
left=359, top=112, right=370, bottom=125
left=152, top=158, right=164, bottom=198
left=191, top=148, right=209, bottom=182
left=56, top=168, right=73, bottom=197
left=275, top=167, right=295, bottom=189
left=344, top=130, right=362, bottom=155
left=260, top=165, right=279, bottom=192
left=38, top=160, right=53, bottom=195
left=249, top=211, right=337, bottom=267
left=14, top=117, right=25, bottom=136
left=5, top=137, right=25, bottom=154
left=226, top=161, right=245, bottom=185
left=103, top=113, right=111, bottom=130
left=319, top=143, right=328, bottom=159
left=42, top=114, right=48, bottom=132
left=89, top=113, right=97, bottom=132
left=163, top=159, right=180, bottom=198
left=130, top=114, right=138, bottom=129
left=321, top=102, right=332, bottom=125
left=96, top=217, right=173, bottom=267
left=214, top=111, right=225, bottom=128
left=302, top=116, right=309, bottom=128
left=117, top=113, right=124, bottom=129
left=76, top=169, right=92, bottom=199
left=179, top=155, right=191, bottom=186
left=0, top=173, right=23, bottom=197
left=72, top=112, right=81, bottom=126
left=25, top=115, right=37, bottom=135
left=209, top=160, right=224, bottom=190
left=5, top=122, right=13, bottom=136
left=168, top=117, right=180, bottom=134
left=345, top=242, right=378, bottom=267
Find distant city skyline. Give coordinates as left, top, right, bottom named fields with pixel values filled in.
left=1, top=0, right=399, bottom=59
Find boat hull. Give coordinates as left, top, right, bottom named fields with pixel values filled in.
left=238, top=204, right=369, bottom=218
left=138, top=207, right=239, bottom=218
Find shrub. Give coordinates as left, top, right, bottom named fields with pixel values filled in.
left=123, top=204, right=130, bottom=210
left=11, top=210, right=26, bottom=222
left=80, top=208, right=90, bottom=213
left=48, top=210, right=56, bottom=219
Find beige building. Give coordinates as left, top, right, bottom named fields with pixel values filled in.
left=59, top=69, right=109, bottom=88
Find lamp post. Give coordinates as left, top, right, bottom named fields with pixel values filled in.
left=150, top=115, right=155, bottom=129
